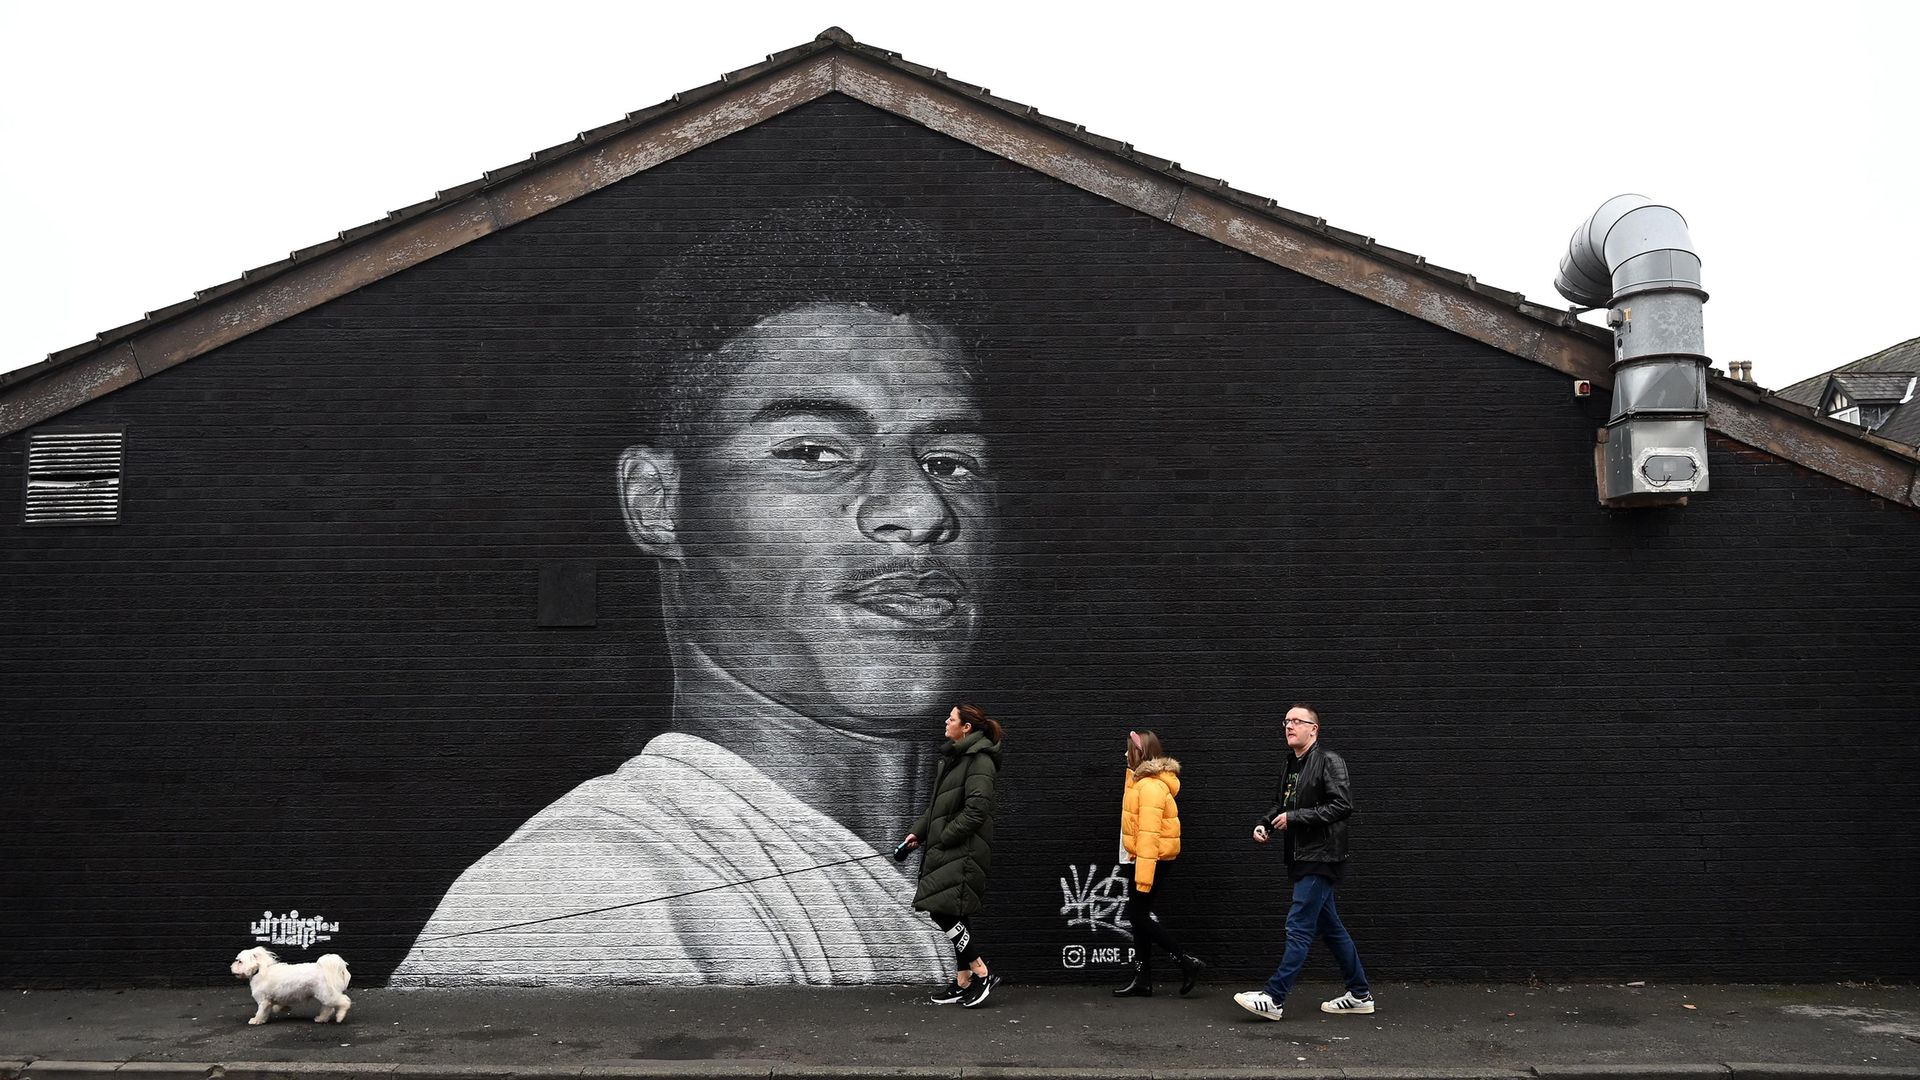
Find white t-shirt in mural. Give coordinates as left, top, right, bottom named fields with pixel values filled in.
left=391, top=732, right=950, bottom=986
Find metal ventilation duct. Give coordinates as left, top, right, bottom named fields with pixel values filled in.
left=1557, top=195, right=1710, bottom=506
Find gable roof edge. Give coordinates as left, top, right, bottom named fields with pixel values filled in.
left=0, top=46, right=841, bottom=435
left=830, top=50, right=1613, bottom=387
left=2, top=30, right=1915, bottom=510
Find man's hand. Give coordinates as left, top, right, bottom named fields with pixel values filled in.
left=1252, top=824, right=1269, bottom=843
left=1272, top=813, right=1288, bottom=831
left=903, top=834, right=919, bottom=850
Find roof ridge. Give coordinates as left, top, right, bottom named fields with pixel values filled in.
left=3, top=28, right=1915, bottom=506
left=1, top=35, right=842, bottom=391
left=1, top=27, right=1597, bottom=393
left=816, top=31, right=1585, bottom=339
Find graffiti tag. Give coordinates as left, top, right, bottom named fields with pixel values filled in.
left=251, top=910, right=339, bottom=949
left=1058, top=863, right=1131, bottom=938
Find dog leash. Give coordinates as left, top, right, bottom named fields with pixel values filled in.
left=413, top=850, right=897, bottom=944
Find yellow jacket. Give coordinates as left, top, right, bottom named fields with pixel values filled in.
left=1120, top=757, right=1182, bottom=892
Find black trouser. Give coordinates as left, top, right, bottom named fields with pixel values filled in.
left=1126, top=863, right=1186, bottom=974
left=930, top=912, right=982, bottom=968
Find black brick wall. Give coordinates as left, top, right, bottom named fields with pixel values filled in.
left=4, top=97, right=1917, bottom=986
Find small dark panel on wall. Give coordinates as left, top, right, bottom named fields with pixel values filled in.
left=537, top=562, right=597, bottom=627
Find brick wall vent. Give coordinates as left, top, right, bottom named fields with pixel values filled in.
left=22, top=429, right=124, bottom=526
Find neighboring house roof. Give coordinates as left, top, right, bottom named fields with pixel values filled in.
left=1773, top=336, right=1920, bottom=448
left=3, top=28, right=1917, bottom=509
left=1875, top=399, right=1920, bottom=448
left=1830, top=373, right=1919, bottom=403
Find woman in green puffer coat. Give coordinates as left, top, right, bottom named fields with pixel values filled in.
left=899, top=703, right=1004, bottom=1008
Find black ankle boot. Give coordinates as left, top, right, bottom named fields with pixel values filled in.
left=1112, top=961, right=1153, bottom=997
left=1175, top=953, right=1207, bottom=996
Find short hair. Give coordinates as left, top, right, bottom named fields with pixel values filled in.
left=955, top=703, right=1003, bottom=744
left=630, top=199, right=987, bottom=449
left=1289, top=702, right=1320, bottom=724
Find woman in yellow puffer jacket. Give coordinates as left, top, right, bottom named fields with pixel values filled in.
left=1115, top=730, right=1206, bottom=997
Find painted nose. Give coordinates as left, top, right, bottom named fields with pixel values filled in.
left=855, top=457, right=958, bottom=546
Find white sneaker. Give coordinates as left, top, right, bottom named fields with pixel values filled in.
left=1233, top=990, right=1284, bottom=1020
left=1321, top=991, right=1375, bottom=1014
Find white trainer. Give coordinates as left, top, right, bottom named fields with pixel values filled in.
left=1233, top=990, right=1284, bottom=1020
left=1321, top=991, right=1375, bottom=1014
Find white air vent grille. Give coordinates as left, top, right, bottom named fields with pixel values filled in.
left=24, top=430, right=124, bottom=526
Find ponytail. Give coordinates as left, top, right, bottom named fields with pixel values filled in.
left=956, top=703, right=1003, bottom=743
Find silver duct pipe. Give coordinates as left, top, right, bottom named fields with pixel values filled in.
left=1556, top=195, right=1710, bottom=506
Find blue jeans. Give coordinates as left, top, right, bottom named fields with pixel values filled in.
left=1264, top=873, right=1370, bottom=1003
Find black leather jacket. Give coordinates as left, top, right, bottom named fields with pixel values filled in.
left=1256, top=742, right=1352, bottom=864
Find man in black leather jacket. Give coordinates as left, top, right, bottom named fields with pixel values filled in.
left=1233, top=704, right=1375, bottom=1022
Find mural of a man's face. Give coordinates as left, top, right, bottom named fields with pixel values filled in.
left=620, top=302, right=994, bottom=731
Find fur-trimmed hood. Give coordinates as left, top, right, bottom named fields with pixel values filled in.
left=1132, top=755, right=1180, bottom=779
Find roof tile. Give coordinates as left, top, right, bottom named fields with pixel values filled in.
left=1874, top=403, right=1920, bottom=446
left=1832, top=372, right=1917, bottom=401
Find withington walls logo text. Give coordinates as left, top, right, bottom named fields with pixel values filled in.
left=250, top=910, right=340, bottom=949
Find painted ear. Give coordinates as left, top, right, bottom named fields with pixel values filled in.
left=618, top=446, right=683, bottom=560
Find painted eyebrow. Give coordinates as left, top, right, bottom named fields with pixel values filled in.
left=923, top=421, right=988, bottom=439
left=747, top=398, right=876, bottom=428
left=746, top=398, right=988, bottom=437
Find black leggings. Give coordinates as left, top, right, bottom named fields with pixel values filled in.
left=930, top=912, right=982, bottom=969
left=1126, top=863, right=1187, bottom=970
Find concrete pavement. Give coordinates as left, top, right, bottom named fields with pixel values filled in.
left=4, top=980, right=1918, bottom=1080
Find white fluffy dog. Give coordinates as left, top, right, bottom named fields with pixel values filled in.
left=230, top=947, right=352, bottom=1024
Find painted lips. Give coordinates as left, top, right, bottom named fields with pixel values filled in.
left=842, top=570, right=968, bottom=626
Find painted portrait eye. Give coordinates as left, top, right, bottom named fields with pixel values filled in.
left=920, top=453, right=984, bottom=481
left=771, top=440, right=849, bottom=469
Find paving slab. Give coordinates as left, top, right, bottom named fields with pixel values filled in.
left=579, top=1060, right=768, bottom=1068
left=1728, top=1060, right=1920, bottom=1068
left=1532, top=1065, right=1731, bottom=1080
left=1148, top=1069, right=1318, bottom=1080
left=114, top=1067, right=220, bottom=1080
left=961, top=1071, right=1151, bottom=1080
left=214, top=1064, right=389, bottom=1080
left=771, top=1060, right=960, bottom=1068
left=1340, top=1071, right=1532, bottom=1080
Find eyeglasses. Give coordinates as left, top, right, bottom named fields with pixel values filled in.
left=1283, top=718, right=1317, bottom=728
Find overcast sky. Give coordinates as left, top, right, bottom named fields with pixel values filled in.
left=4, top=1, right=1915, bottom=393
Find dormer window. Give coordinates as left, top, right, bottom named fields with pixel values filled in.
left=1826, top=389, right=1858, bottom=425
left=1820, top=373, right=1916, bottom=432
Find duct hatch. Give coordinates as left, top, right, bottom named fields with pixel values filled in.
left=23, top=429, right=124, bottom=526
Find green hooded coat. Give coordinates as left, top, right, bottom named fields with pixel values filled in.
left=909, top=730, right=1001, bottom=917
